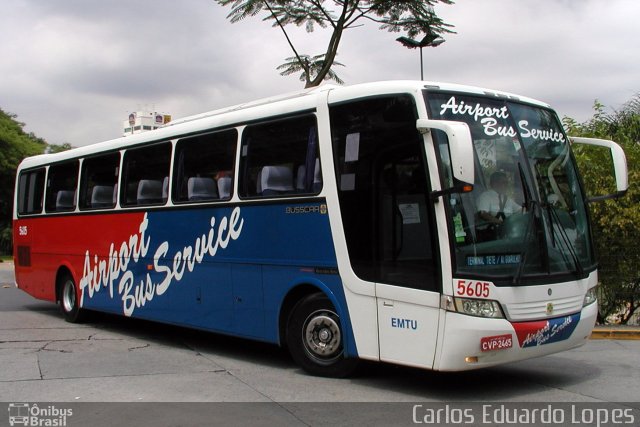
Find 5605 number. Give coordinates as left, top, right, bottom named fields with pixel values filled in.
left=456, top=280, right=491, bottom=298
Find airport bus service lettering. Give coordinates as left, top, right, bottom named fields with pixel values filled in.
left=79, top=207, right=244, bottom=316
left=439, top=96, right=565, bottom=142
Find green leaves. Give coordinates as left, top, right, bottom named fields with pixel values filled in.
left=371, top=0, right=455, bottom=39
left=567, top=94, right=640, bottom=324
left=277, top=54, right=344, bottom=84
left=217, top=0, right=266, bottom=24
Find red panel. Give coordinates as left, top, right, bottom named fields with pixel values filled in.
left=13, top=213, right=145, bottom=301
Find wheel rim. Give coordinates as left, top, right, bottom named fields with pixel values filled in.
left=302, top=309, right=342, bottom=365
left=62, top=280, right=76, bottom=313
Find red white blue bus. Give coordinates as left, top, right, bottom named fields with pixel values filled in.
left=13, top=81, right=627, bottom=377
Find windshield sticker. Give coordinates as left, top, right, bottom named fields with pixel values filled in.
left=466, top=254, right=522, bottom=266
left=437, top=96, right=565, bottom=143
left=345, top=132, right=360, bottom=162
left=512, top=313, right=580, bottom=348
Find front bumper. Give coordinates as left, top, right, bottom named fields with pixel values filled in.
left=434, top=301, right=597, bottom=371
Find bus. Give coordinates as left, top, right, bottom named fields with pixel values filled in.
left=13, top=81, right=628, bottom=377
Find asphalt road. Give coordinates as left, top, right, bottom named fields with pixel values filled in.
left=1, top=262, right=638, bottom=426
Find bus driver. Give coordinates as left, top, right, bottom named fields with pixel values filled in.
left=476, top=171, right=522, bottom=239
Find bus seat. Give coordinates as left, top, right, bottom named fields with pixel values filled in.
left=313, top=158, right=322, bottom=192
left=296, top=159, right=322, bottom=192
left=217, top=176, right=232, bottom=199
left=91, top=185, right=114, bottom=208
left=137, top=179, right=163, bottom=204
left=162, top=177, right=169, bottom=202
left=260, top=165, right=293, bottom=195
left=256, top=169, right=263, bottom=195
left=56, top=190, right=75, bottom=210
left=187, top=177, right=218, bottom=201
left=295, top=165, right=306, bottom=190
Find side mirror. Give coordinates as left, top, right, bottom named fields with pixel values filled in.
left=570, top=136, right=628, bottom=201
left=417, top=119, right=474, bottom=186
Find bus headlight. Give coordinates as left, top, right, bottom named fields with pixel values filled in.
left=442, top=296, right=504, bottom=319
left=583, top=287, right=598, bottom=306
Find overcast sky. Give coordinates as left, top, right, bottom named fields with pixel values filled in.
left=1, top=0, right=638, bottom=147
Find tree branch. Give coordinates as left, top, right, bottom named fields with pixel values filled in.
left=216, top=0, right=457, bottom=87
left=262, top=0, right=311, bottom=84
left=307, top=0, right=356, bottom=87
left=308, top=0, right=337, bottom=29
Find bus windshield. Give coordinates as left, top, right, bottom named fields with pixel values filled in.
left=425, top=91, right=594, bottom=284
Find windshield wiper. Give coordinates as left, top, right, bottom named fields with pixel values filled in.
left=546, top=204, right=584, bottom=276
left=519, top=162, right=533, bottom=211
left=513, top=163, right=541, bottom=286
left=512, top=204, right=536, bottom=286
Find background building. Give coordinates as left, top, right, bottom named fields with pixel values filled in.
left=123, top=111, right=171, bottom=136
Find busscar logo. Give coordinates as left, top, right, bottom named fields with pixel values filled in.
left=285, top=204, right=327, bottom=215
left=8, top=403, right=72, bottom=426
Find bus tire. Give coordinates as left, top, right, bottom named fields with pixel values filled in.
left=286, top=294, right=358, bottom=378
left=58, top=273, right=85, bottom=323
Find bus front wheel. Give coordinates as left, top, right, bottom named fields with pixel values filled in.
left=286, top=294, right=358, bottom=378
left=58, top=274, right=85, bottom=323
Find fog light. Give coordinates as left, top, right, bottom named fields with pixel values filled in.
left=465, top=356, right=478, bottom=364
left=583, top=287, right=597, bottom=306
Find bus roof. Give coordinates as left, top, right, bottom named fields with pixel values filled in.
left=18, top=80, right=551, bottom=170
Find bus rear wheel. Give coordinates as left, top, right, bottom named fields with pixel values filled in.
left=286, top=294, right=358, bottom=378
left=58, top=274, right=85, bottom=323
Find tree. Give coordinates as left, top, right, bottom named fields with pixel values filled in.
left=47, top=143, right=74, bottom=154
left=0, top=109, right=49, bottom=254
left=215, top=0, right=454, bottom=87
left=564, top=95, right=640, bottom=324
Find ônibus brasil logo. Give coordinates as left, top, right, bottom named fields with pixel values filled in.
left=8, top=403, right=72, bottom=426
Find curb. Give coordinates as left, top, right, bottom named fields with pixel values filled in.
left=590, top=328, right=640, bottom=340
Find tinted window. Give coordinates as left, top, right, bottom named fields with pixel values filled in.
left=17, top=168, right=46, bottom=215
left=121, top=143, right=171, bottom=207
left=173, top=129, right=237, bottom=203
left=239, top=115, right=321, bottom=198
left=45, top=161, right=79, bottom=212
left=330, top=95, right=439, bottom=291
left=79, top=153, right=120, bottom=209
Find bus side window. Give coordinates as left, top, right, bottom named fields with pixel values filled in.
left=17, top=168, right=46, bottom=215
left=121, top=142, right=171, bottom=207
left=239, top=115, right=321, bottom=198
left=45, top=161, right=79, bottom=213
left=79, top=153, right=120, bottom=210
left=173, top=129, right=237, bottom=203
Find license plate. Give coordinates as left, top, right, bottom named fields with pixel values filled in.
left=480, top=334, right=513, bottom=352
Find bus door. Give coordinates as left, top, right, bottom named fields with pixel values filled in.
left=331, top=95, right=441, bottom=368
left=373, top=150, right=441, bottom=368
